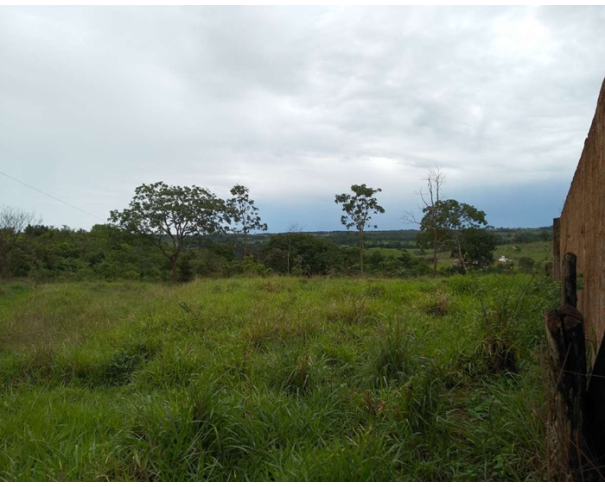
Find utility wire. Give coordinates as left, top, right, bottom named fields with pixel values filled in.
left=0, top=170, right=104, bottom=221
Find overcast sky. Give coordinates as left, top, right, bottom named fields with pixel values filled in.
left=1, top=6, right=604, bottom=232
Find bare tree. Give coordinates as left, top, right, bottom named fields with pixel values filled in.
left=403, top=168, right=446, bottom=278
left=0, top=206, right=37, bottom=278
left=0, top=206, right=36, bottom=233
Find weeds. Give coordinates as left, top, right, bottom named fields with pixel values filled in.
left=417, top=291, right=451, bottom=317
left=476, top=275, right=541, bottom=374
left=372, top=318, right=414, bottom=385
left=327, top=296, right=375, bottom=326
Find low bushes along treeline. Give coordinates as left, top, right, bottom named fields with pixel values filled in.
left=0, top=221, right=543, bottom=283
left=0, top=223, right=432, bottom=282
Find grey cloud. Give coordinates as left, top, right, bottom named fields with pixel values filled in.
left=1, top=6, right=604, bottom=230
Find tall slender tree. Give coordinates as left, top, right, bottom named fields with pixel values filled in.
left=335, top=184, right=385, bottom=275
left=227, top=184, right=268, bottom=257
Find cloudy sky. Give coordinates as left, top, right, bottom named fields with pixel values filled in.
left=1, top=6, right=604, bottom=232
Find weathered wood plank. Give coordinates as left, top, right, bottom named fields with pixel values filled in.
left=544, top=297, right=592, bottom=479
left=586, top=331, right=605, bottom=473
left=562, top=253, right=578, bottom=308
left=553, top=217, right=561, bottom=281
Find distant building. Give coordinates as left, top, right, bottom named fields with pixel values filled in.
left=498, top=256, right=511, bottom=263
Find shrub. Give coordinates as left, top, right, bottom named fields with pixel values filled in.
left=222, top=255, right=271, bottom=277
left=517, top=257, right=535, bottom=273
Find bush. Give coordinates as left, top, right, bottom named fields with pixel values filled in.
left=517, top=257, right=535, bottom=273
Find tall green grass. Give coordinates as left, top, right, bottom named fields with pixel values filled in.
left=0, top=275, right=558, bottom=480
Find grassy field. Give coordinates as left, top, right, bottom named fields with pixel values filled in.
left=370, top=241, right=552, bottom=269
left=0, top=275, right=558, bottom=481
left=494, top=241, right=552, bottom=263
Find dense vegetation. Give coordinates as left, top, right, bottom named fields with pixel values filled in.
left=0, top=274, right=558, bottom=481
left=0, top=222, right=550, bottom=283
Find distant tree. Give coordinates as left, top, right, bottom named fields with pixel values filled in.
left=0, top=206, right=37, bottom=278
left=365, top=249, right=431, bottom=277
left=404, top=168, right=446, bottom=277
left=518, top=256, right=536, bottom=273
left=177, top=251, right=196, bottom=283
left=417, top=199, right=488, bottom=274
left=263, top=232, right=345, bottom=276
left=456, top=228, right=498, bottom=271
left=109, top=182, right=228, bottom=283
left=227, top=184, right=267, bottom=257
left=335, top=184, right=385, bottom=275
left=284, top=223, right=304, bottom=275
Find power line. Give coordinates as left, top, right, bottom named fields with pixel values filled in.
left=0, top=170, right=104, bottom=221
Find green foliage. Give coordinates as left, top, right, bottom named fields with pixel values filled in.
left=177, top=252, right=196, bottom=283
left=227, top=184, right=268, bottom=256
left=334, top=184, right=385, bottom=233
left=418, top=199, right=490, bottom=274
left=365, top=249, right=431, bottom=277
left=417, top=199, right=486, bottom=248
left=0, top=209, right=551, bottom=283
left=263, top=233, right=351, bottom=275
left=109, top=182, right=230, bottom=282
left=517, top=256, right=536, bottom=273
left=223, top=255, right=272, bottom=277
left=455, top=228, right=498, bottom=270
left=335, top=184, right=385, bottom=273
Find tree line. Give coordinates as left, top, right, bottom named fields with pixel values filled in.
left=0, top=169, right=528, bottom=283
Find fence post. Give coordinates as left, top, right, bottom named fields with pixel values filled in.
left=586, top=331, right=605, bottom=475
left=562, top=252, right=577, bottom=308
left=545, top=252, right=592, bottom=480
left=553, top=217, right=561, bottom=280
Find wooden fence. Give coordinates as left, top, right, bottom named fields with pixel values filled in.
left=547, top=78, right=605, bottom=480
left=556, top=78, right=605, bottom=351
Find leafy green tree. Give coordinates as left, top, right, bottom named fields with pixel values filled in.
left=227, top=184, right=268, bottom=257
left=335, top=184, right=385, bottom=274
left=418, top=199, right=488, bottom=274
left=109, top=182, right=228, bottom=283
left=456, top=228, right=498, bottom=271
